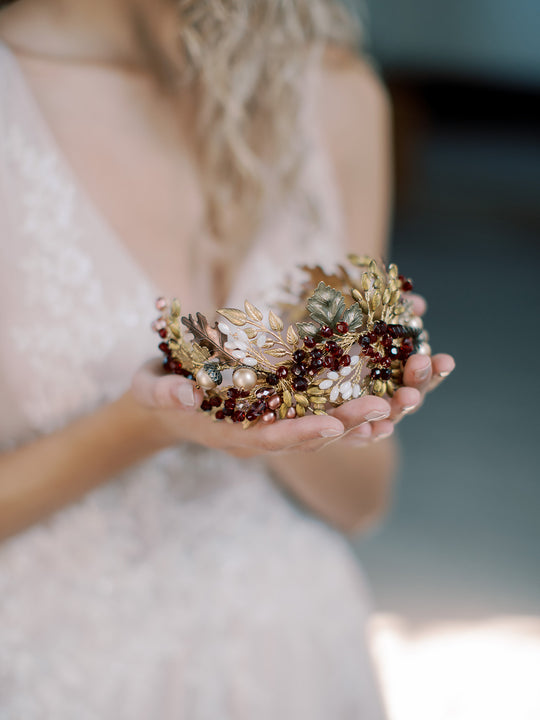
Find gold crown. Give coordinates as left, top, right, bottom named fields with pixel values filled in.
left=152, top=254, right=430, bottom=426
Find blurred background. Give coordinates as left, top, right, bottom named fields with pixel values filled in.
left=344, top=1, right=540, bottom=716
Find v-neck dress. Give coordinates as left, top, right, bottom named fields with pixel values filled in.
left=0, top=41, right=386, bottom=719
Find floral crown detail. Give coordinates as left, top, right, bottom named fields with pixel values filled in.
left=152, top=254, right=430, bottom=426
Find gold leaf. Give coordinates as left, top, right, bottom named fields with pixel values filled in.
left=282, top=389, right=292, bottom=407
left=244, top=300, right=263, bottom=322
left=348, top=253, right=372, bottom=267
left=268, top=310, right=284, bottom=332
left=361, top=274, right=371, bottom=292
left=370, top=292, right=382, bottom=310
left=169, top=324, right=181, bottom=339
left=286, top=324, right=299, bottom=345
left=279, top=403, right=288, bottom=419
left=386, top=380, right=395, bottom=397
left=351, top=288, right=363, bottom=303
left=170, top=299, right=181, bottom=318
left=390, top=290, right=401, bottom=305
left=314, top=409, right=327, bottom=416
left=294, top=393, right=309, bottom=408
left=245, top=327, right=257, bottom=339
left=217, top=308, right=248, bottom=326
left=360, top=300, right=369, bottom=313
left=369, top=259, right=379, bottom=274
left=373, top=379, right=385, bottom=396
left=388, top=264, right=399, bottom=279
left=265, top=347, right=289, bottom=358
left=382, top=288, right=391, bottom=304
left=191, top=342, right=211, bottom=364
left=296, top=405, right=305, bottom=417
left=307, top=387, right=325, bottom=396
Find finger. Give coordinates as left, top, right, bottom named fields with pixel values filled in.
left=132, top=364, right=203, bottom=411
left=388, top=386, right=422, bottom=422
left=328, top=395, right=392, bottom=431
left=402, top=353, right=433, bottom=392
left=408, top=293, right=427, bottom=317
left=426, top=353, right=456, bottom=392
left=234, top=415, right=345, bottom=454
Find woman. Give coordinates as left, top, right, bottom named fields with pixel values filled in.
left=0, top=0, right=454, bottom=717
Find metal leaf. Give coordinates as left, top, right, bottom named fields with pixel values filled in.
left=296, top=321, right=320, bottom=338
left=244, top=300, right=263, bottom=322
left=217, top=308, right=248, bottom=326
left=286, top=324, right=299, bottom=345
left=265, top=347, right=289, bottom=358
left=342, top=303, right=364, bottom=332
left=268, top=310, right=284, bottom=332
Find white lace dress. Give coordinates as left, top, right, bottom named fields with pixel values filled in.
left=0, top=41, right=387, bottom=719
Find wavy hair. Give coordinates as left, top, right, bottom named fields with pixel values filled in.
left=175, top=0, right=362, bottom=269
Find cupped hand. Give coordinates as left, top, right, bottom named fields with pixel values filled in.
left=130, top=359, right=345, bottom=458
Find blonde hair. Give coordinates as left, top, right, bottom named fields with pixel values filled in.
left=176, top=0, right=362, bottom=269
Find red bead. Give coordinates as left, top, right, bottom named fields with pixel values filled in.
left=340, top=354, right=351, bottom=366
left=303, top=336, right=317, bottom=349
left=277, top=366, right=288, bottom=378
left=210, top=396, right=222, bottom=408
left=401, top=279, right=414, bottom=292
left=251, top=400, right=266, bottom=415
left=321, top=326, right=333, bottom=338
left=266, top=373, right=279, bottom=385
left=371, top=368, right=382, bottom=379
left=215, top=410, right=225, bottom=420
left=255, top=387, right=273, bottom=399
left=310, top=357, right=324, bottom=370
left=158, top=342, right=170, bottom=355
left=292, top=362, right=308, bottom=376
left=223, top=406, right=234, bottom=417
left=293, top=349, right=306, bottom=363
left=382, top=335, right=393, bottom=348
left=158, top=328, right=168, bottom=339
left=233, top=410, right=246, bottom=422
left=323, top=356, right=334, bottom=368
left=245, top=410, right=258, bottom=421
left=227, top=388, right=240, bottom=399
left=336, top=322, right=349, bottom=334
left=311, top=348, right=324, bottom=360
left=200, top=399, right=212, bottom=411
left=325, top=340, right=338, bottom=353
left=224, top=399, right=236, bottom=411
left=292, top=377, right=308, bottom=391
left=332, top=346, right=343, bottom=358
left=368, top=331, right=378, bottom=343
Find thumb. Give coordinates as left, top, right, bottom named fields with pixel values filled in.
left=131, top=360, right=203, bottom=410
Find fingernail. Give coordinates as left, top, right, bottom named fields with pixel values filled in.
left=364, top=410, right=390, bottom=422
left=414, top=364, right=430, bottom=381
left=373, top=430, right=393, bottom=442
left=177, top=383, right=194, bottom=407
left=439, top=369, right=452, bottom=378
left=320, top=427, right=342, bottom=438
left=402, top=404, right=417, bottom=413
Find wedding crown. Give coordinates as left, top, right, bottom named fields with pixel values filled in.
left=152, top=254, right=431, bottom=426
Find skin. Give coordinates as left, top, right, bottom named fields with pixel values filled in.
left=0, top=0, right=455, bottom=541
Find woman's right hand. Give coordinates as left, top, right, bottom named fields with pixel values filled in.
left=130, top=359, right=349, bottom=458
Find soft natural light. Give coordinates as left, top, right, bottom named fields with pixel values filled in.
left=370, top=614, right=540, bottom=720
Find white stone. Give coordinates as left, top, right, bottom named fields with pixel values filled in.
left=232, top=349, right=246, bottom=360
left=218, top=322, right=231, bottom=335
left=330, top=385, right=340, bottom=403
left=318, top=379, right=333, bottom=390
left=243, top=356, right=257, bottom=366
left=350, top=355, right=360, bottom=366
left=352, top=383, right=361, bottom=398
left=340, top=366, right=352, bottom=376
left=328, top=371, right=339, bottom=381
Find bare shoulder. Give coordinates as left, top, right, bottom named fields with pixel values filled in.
left=314, top=44, right=393, bottom=258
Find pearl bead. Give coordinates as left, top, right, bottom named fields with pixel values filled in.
left=408, top=316, right=424, bottom=330
left=417, top=342, right=432, bottom=356
left=232, top=367, right=257, bottom=390
left=196, top=368, right=217, bottom=390
left=155, top=297, right=168, bottom=311
left=286, top=407, right=296, bottom=419
left=267, top=395, right=281, bottom=410
left=261, top=411, right=276, bottom=424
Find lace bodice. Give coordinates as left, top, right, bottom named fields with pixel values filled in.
left=0, top=41, right=386, bottom=719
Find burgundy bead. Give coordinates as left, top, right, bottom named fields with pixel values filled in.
left=382, top=335, right=393, bottom=348
left=331, top=358, right=341, bottom=372
left=292, top=362, right=308, bottom=376
left=245, top=410, right=258, bottom=421
left=293, top=349, right=306, bottom=363
left=173, top=366, right=185, bottom=375
left=371, top=368, right=382, bottom=379
left=303, top=336, right=317, bottom=349
left=277, top=365, right=288, bottom=378
left=373, top=320, right=387, bottom=336
left=340, top=354, right=351, bottom=366
left=310, top=357, right=324, bottom=370
left=251, top=400, right=266, bottom=415
left=320, top=326, right=333, bottom=338
left=325, top=340, right=338, bottom=354
left=227, top=388, right=240, bottom=399
left=200, top=399, right=212, bottom=411
left=158, top=342, right=170, bottom=355
left=215, top=410, right=225, bottom=420
left=401, top=279, right=414, bottom=292
left=292, top=377, right=308, bottom=392
left=381, top=368, right=392, bottom=380
left=336, top=321, right=349, bottom=334
left=223, top=406, right=234, bottom=417
left=332, top=346, right=343, bottom=358
left=368, top=331, right=378, bottom=343
left=233, top=410, right=246, bottom=422
left=255, top=387, right=273, bottom=399
left=239, top=390, right=250, bottom=398
left=158, top=328, right=168, bottom=339
left=266, top=373, right=279, bottom=385
left=311, top=348, right=324, bottom=360
left=360, top=334, right=371, bottom=349
left=210, top=396, right=222, bottom=408
left=388, top=346, right=399, bottom=358
left=372, top=352, right=382, bottom=363
left=323, top=356, right=334, bottom=368
left=224, top=399, right=236, bottom=411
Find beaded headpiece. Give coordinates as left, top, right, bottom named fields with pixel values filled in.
left=153, top=254, right=430, bottom=426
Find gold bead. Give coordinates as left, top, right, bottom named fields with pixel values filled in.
left=232, top=367, right=257, bottom=390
